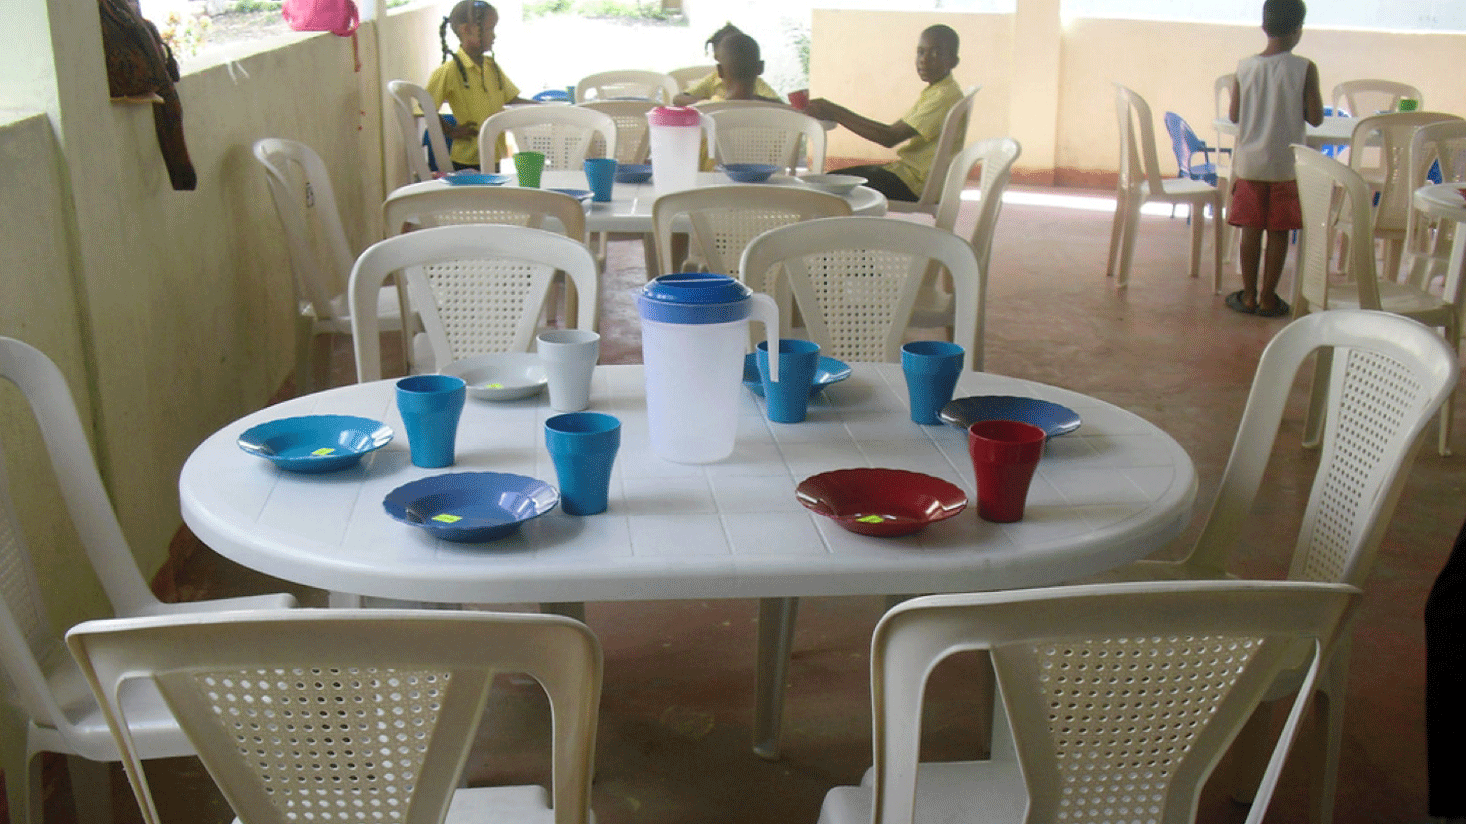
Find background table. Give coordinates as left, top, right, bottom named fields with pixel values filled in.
left=391, top=170, right=888, bottom=234
left=182, top=363, right=1196, bottom=755
left=1213, top=114, right=1356, bottom=148
left=1413, top=183, right=1466, bottom=323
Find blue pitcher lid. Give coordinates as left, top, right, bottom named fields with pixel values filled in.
left=638, top=273, right=753, bottom=324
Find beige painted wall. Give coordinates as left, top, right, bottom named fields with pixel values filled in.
left=813, top=10, right=1466, bottom=186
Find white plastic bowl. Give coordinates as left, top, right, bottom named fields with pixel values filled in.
left=798, top=173, right=866, bottom=195
left=441, top=353, right=547, bottom=401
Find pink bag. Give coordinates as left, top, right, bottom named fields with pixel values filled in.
left=281, top=0, right=359, bottom=36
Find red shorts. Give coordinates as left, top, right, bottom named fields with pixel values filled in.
left=1228, top=178, right=1302, bottom=231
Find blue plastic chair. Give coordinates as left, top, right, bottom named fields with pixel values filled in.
left=424, top=113, right=455, bottom=172
left=1163, top=111, right=1220, bottom=186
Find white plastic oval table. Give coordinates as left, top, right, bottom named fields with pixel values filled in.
left=388, top=170, right=888, bottom=234
left=180, top=363, right=1196, bottom=757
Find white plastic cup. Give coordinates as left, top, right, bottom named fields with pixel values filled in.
left=536, top=329, right=600, bottom=412
left=647, top=106, right=702, bottom=197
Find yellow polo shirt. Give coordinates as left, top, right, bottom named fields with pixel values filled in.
left=426, top=49, right=520, bottom=169
left=685, top=72, right=783, bottom=103
left=886, top=74, right=963, bottom=195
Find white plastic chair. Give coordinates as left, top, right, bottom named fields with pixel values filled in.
left=1331, top=79, right=1423, bottom=118
left=577, top=99, right=656, bottom=164
left=1107, top=84, right=1224, bottom=291
left=741, top=216, right=982, bottom=369
left=1404, top=119, right=1466, bottom=289
left=0, top=336, right=297, bottom=824
left=886, top=85, right=980, bottom=218
left=702, top=106, right=826, bottom=176
left=1336, top=111, right=1463, bottom=282
left=668, top=64, right=715, bottom=92
left=651, top=184, right=851, bottom=279
left=349, top=223, right=599, bottom=380
left=387, top=79, right=451, bottom=184
left=66, top=607, right=601, bottom=824
left=1294, top=146, right=1462, bottom=456
left=1091, top=308, right=1458, bottom=824
left=1214, top=72, right=1238, bottom=264
left=817, top=580, right=1361, bottom=824
left=478, top=106, right=618, bottom=173
left=252, top=138, right=408, bottom=391
left=907, top=137, right=1021, bottom=370
left=575, top=69, right=678, bottom=104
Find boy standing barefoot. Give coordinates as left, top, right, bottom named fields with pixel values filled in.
left=1225, top=0, right=1324, bottom=317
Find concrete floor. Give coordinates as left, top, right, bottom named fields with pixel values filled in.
left=41, top=188, right=1461, bottom=824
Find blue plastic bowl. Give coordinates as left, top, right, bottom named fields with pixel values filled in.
left=938, top=396, right=1083, bottom=438
left=237, top=415, right=393, bottom=473
left=443, top=171, right=511, bottom=186
left=383, top=472, right=559, bottom=542
left=614, top=163, right=652, bottom=183
left=720, top=163, right=779, bottom=183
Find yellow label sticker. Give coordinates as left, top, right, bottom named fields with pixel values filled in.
left=311, top=447, right=336, bottom=456
left=478, top=383, right=504, bottom=389
left=432, top=513, right=463, bottom=523
left=857, top=515, right=890, bottom=523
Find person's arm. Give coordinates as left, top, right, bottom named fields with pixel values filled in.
left=1303, top=61, right=1324, bottom=126
left=442, top=115, right=477, bottom=141
left=803, top=98, right=916, bottom=148
left=1229, top=78, right=1241, bottom=124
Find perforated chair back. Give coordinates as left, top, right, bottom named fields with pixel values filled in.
left=818, top=580, right=1360, bottom=824
left=668, top=64, right=715, bottom=91
left=1331, top=78, right=1423, bottom=117
left=387, top=79, right=451, bottom=183
left=383, top=185, right=587, bottom=242
left=575, top=69, right=678, bottom=104
left=887, top=85, right=980, bottom=215
left=702, top=107, right=827, bottom=175
left=252, top=138, right=355, bottom=322
left=740, top=216, right=982, bottom=369
left=479, top=106, right=618, bottom=172
left=652, top=184, right=851, bottom=279
left=349, top=224, right=599, bottom=380
left=578, top=99, right=657, bottom=164
left=67, top=608, right=601, bottom=824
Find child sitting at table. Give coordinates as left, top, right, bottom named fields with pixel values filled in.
left=704, top=33, right=783, bottom=104
left=1224, top=0, right=1323, bottom=318
left=803, top=24, right=963, bottom=202
left=426, top=0, right=533, bottom=171
left=674, top=23, right=783, bottom=106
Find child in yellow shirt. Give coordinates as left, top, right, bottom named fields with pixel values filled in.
left=426, top=0, right=532, bottom=170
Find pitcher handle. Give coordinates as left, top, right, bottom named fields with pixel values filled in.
left=749, top=292, right=779, bottom=382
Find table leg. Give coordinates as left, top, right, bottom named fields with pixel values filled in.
left=753, top=596, right=799, bottom=760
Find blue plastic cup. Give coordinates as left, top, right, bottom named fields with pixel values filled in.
left=396, top=374, right=466, bottom=468
left=544, top=412, right=621, bottom=515
left=901, top=341, right=965, bottom=425
left=757, top=339, right=821, bottom=423
left=584, top=157, right=618, bottom=202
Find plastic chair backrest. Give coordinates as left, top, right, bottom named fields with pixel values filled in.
left=1214, top=72, right=1235, bottom=121
left=701, top=107, right=826, bottom=175
left=349, top=224, right=599, bottom=380
left=252, top=138, right=354, bottom=322
left=1114, top=84, right=1171, bottom=198
left=668, top=64, right=715, bottom=91
left=478, top=106, right=618, bottom=173
left=577, top=99, right=656, bottom=164
left=1183, top=305, right=1457, bottom=585
left=902, top=85, right=980, bottom=210
left=1331, top=79, right=1423, bottom=117
left=1347, top=112, right=1463, bottom=234
left=1163, top=111, right=1216, bottom=183
left=383, top=185, right=587, bottom=243
left=739, top=216, right=982, bottom=369
left=387, top=79, right=451, bottom=183
left=66, top=608, right=602, bottom=824
left=575, top=69, right=678, bottom=104
left=867, top=580, right=1360, bottom=824
left=1405, top=119, right=1466, bottom=282
left=651, top=184, right=851, bottom=279
left=1295, top=145, right=1383, bottom=312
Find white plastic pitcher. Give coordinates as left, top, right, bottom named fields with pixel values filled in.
left=646, top=106, right=702, bottom=197
left=639, top=273, right=778, bottom=463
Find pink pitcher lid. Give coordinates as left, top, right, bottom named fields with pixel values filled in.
left=647, top=105, right=702, bottom=127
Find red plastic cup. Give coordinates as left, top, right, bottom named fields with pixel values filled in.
left=967, top=419, right=1046, bottom=523
left=788, top=89, right=810, bottom=110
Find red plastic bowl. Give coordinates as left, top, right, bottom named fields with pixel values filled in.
left=795, top=468, right=968, bottom=537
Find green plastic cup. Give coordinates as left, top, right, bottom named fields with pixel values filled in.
left=514, top=151, right=545, bottom=188
left=1399, top=98, right=1419, bottom=112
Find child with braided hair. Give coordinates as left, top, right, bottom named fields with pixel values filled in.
left=425, top=0, right=532, bottom=170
